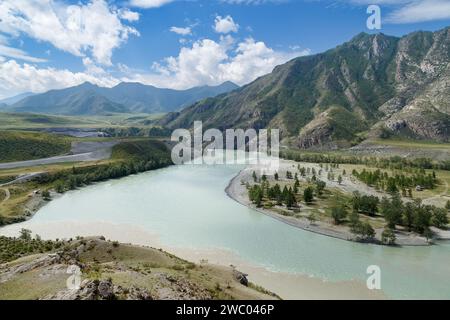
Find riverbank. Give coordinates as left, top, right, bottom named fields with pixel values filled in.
left=0, top=138, right=173, bottom=226
left=225, top=159, right=439, bottom=246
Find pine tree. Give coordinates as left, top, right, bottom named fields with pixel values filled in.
left=293, top=179, right=300, bottom=194
left=285, top=188, right=296, bottom=208
left=303, top=187, right=314, bottom=203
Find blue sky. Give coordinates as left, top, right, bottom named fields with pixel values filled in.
left=0, top=0, right=449, bottom=99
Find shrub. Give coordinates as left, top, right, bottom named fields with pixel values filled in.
left=331, top=206, right=347, bottom=225
left=381, top=228, right=396, bottom=245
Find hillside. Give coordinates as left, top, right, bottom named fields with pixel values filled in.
left=8, top=81, right=239, bottom=115
left=111, top=139, right=172, bottom=162
left=0, top=236, right=277, bottom=300
left=0, top=131, right=71, bottom=163
left=161, top=27, right=450, bottom=148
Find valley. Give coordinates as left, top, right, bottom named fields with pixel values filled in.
left=0, top=25, right=449, bottom=301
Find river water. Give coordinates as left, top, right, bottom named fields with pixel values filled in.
left=1, top=162, right=449, bottom=299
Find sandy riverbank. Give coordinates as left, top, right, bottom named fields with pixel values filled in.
left=225, top=159, right=435, bottom=246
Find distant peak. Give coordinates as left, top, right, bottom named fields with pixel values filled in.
left=116, top=82, right=144, bottom=86
left=78, top=81, right=98, bottom=88
left=354, top=31, right=369, bottom=37
left=221, top=81, right=239, bottom=87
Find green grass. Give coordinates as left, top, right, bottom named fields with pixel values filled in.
left=0, top=236, right=64, bottom=263
left=0, top=112, right=165, bottom=130
left=372, top=138, right=450, bottom=150
left=0, top=112, right=101, bottom=129
left=0, top=175, right=16, bottom=184
left=83, top=113, right=166, bottom=126
left=0, top=130, right=71, bottom=162
left=111, top=139, right=170, bottom=161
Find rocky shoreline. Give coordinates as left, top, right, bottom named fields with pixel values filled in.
left=20, top=191, right=62, bottom=222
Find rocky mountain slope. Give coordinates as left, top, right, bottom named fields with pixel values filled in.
left=8, top=81, right=238, bottom=115
left=161, top=27, right=450, bottom=148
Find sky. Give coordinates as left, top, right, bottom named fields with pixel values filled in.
left=0, top=0, right=449, bottom=99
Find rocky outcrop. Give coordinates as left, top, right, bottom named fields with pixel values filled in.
left=45, top=279, right=154, bottom=300
left=1, top=237, right=275, bottom=300
left=232, top=270, right=249, bottom=287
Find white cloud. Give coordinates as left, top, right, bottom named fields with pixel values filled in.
left=129, top=0, right=175, bottom=8
left=387, top=0, right=450, bottom=23
left=121, top=36, right=310, bottom=89
left=0, top=31, right=310, bottom=98
left=0, top=59, right=119, bottom=99
left=348, top=0, right=450, bottom=23
left=214, top=15, right=240, bottom=34
left=0, top=45, right=47, bottom=63
left=82, top=57, right=108, bottom=76
left=0, top=0, right=139, bottom=65
left=0, top=36, right=47, bottom=63
left=119, top=8, right=140, bottom=22
left=170, top=26, right=192, bottom=35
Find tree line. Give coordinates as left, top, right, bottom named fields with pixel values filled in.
left=248, top=172, right=323, bottom=208
left=281, top=151, right=450, bottom=171
left=30, top=140, right=173, bottom=194
left=35, top=158, right=171, bottom=195
left=0, top=232, right=64, bottom=263
left=352, top=168, right=438, bottom=194
left=351, top=191, right=448, bottom=237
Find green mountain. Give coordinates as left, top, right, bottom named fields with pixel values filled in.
left=161, top=27, right=450, bottom=148
left=10, top=83, right=127, bottom=115
left=9, top=81, right=238, bottom=116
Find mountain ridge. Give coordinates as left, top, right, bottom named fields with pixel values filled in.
left=161, top=27, right=450, bottom=148
left=8, top=81, right=239, bottom=115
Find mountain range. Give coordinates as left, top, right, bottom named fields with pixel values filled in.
left=2, top=81, right=239, bottom=115
left=161, top=27, right=450, bottom=148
